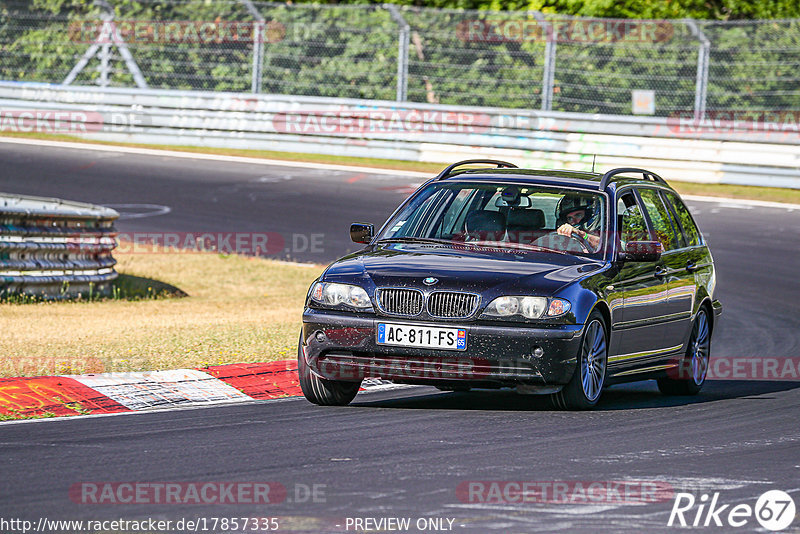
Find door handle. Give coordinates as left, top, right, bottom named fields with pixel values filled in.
left=686, top=261, right=697, bottom=272
left=654, top=266, right=667, bottom=278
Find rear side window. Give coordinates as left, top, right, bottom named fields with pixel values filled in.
left=617, top=192, right=649, bottom=246
left=662, top=191, right=702, bottom=247
left=637, top=188, right=681, bottom=251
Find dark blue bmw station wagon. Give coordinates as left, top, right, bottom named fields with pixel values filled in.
left=299, top=160, right=722, bottom=409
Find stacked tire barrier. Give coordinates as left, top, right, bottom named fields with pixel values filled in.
left=0, top=193, right=118, bottom=299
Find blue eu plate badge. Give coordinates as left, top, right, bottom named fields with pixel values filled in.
left=377, top=323, right=386, bottom=343
left=457, top=329, right=466, bottom=349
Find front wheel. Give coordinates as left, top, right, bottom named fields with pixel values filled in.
left=658, top=309, right=710, bottom=396
left=297, top=333, right=361, bottom=406
left=551, top=312, right=608, bottom=410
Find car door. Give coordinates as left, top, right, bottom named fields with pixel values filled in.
left=660, top=190, right=708, bottom=344
left=607, top=189, right=672, bottom=370
left=636, top=187, right=693, bottom=355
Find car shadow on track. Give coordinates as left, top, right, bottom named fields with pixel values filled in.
left=351, top=380, right=800, bottom=412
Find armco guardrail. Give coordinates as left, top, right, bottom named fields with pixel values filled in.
left=1, top=82, right=799, bottom=189
left=0, top=193, right=118, bottom=299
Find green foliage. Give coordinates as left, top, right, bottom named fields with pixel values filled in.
left=282, top=0, right=800, bottom=20
left=1, top=1, right=798, bottom=114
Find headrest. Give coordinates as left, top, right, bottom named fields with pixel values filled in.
left=465, top=210, right=505, bottom=238
left=507, top=208, right=545, bottom=230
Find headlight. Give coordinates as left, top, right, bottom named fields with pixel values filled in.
left=310, top=282, right=373, bottom=310
left=483, top=296, right=570, bottom=319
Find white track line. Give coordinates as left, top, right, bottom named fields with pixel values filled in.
left=0, top=136, right=432, bottom=178
left=3, top=136, right=798, bottom=209
left=682, top=194, right=800, bottom=210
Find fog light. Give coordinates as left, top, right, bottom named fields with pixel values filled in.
left=315, top=331, right=326, bottom=342
left=533, top=346, right=544, bottom=358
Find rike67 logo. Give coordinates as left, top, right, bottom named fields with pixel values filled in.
left=668, top=490, right=796, bottom=531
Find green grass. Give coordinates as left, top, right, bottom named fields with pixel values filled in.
left=0, top=408, right=57, bottom=421
left=0, top=241, right=323, bottom=377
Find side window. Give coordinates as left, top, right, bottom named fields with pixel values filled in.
left=617, top=193, right=649, bottom=246
left=663, top=191, right=702, bottom=247
left=638, top=188, right=681, bottom=251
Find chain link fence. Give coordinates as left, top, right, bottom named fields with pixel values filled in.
left=1, top=0, right=799, bottom=117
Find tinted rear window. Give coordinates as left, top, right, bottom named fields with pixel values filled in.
left=663, top=191, right=702, bottom=247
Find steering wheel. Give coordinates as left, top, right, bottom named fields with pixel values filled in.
left=533, top=231, right=591, bottom=253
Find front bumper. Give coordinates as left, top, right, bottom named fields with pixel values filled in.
left=301, top=308, right=584, bottom=387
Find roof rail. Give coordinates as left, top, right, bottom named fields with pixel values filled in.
left=435, top=159, right=518, bottom=180
left=599, top=167, right=666, bottom=191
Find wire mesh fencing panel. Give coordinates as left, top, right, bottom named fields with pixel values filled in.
left=251, top=2, right=398, bottom=100
left=543, top=17, right=701, bottom=115
left=117, top=0, right=255, bottom=92
left=1, top=0, right=258, bottom=92
left=1, top=1, right=800, bottom=116
left=399, top=8, right=547, bottom=109
left=700, top=20, right=800, bottom=113
left=0, top=1, right=100, bottom=86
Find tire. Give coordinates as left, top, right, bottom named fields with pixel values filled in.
left=551, top=312, right=608, bottom=410
left=297, top=333, right=361, bottom=406
left=658, top=308, right=710, bottom=396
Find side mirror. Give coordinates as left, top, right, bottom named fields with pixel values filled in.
left=350, top=222, right=374, bottom=244
left=619, top=241, right=661, bottom=262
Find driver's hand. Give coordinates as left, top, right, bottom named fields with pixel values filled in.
left=557, top=223, right=576, bottom=237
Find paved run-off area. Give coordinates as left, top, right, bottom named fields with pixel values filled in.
left=1, top=139, right=799, bottom=532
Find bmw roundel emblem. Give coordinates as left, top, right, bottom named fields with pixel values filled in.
left=423, top=277, right=438, bottom=286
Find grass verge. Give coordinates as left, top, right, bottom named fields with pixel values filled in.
left=0, top=242, right=322, bottom=377
left=2, top=131, right=799, bottom=204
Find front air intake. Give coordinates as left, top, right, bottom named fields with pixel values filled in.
left=376, top=288, right=424, bottom=316
left=427, top=292, right=479, bottom=318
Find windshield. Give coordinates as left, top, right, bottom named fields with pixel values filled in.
left=379, top=182, right=607, bottom=258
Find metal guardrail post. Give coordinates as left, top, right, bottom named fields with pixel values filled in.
left=239, top=0, right=265, bottom=94
left=251, top=21, right=265, bottom=94
left=0, top=194, right=119, bottom=299
left=686, top=19, right=710, bottom=121
left=386, top=5, right=410, bottom=102
left=533, top=11, right=556, bottom=112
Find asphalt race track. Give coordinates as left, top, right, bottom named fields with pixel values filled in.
left=1, top=140, right=799, bottom=533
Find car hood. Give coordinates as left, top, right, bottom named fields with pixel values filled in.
left=323, top=242, right=602, bottom=295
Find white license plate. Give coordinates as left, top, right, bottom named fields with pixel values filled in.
left=376, top=323, right=467, bottom=350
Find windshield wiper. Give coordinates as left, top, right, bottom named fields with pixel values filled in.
left=378, top=237, right=578, bottom=256
left=376, top=237, right=452, bottom=245
left=468, top=240, right=568, bottom=255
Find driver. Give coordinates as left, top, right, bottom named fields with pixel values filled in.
left=556, top=196, right=601, bottom=251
